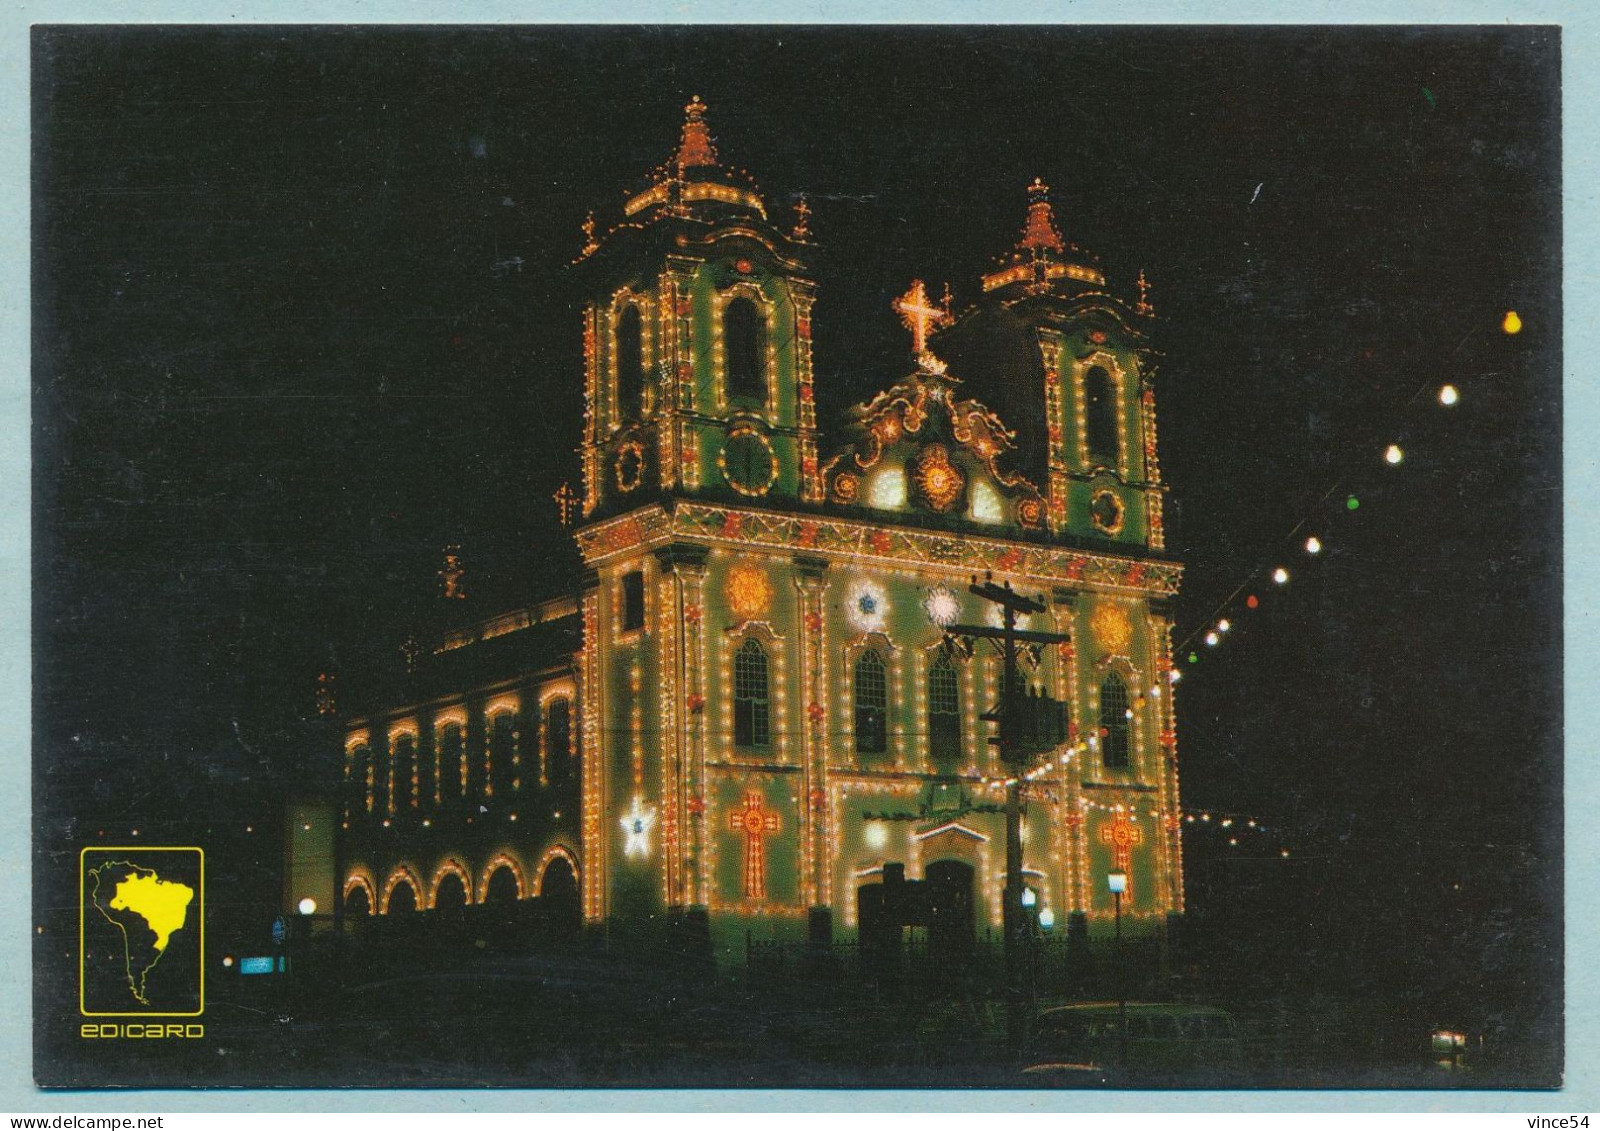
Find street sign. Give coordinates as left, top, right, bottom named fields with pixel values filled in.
left=270, top=915, right=287, bottom=945
left=239, top=956, right=278, bottom=976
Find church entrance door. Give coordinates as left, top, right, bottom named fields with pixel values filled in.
left=924, top=859, right=975, bottom=966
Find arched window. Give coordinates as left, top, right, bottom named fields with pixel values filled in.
left=485, top=866, right=520, bottom=905
left=733, top=638, right=771, bottom=748
left=723, top=296, right=766, bottom=404
left=438, top=724, right=464, bottom=803
left=351, top=745, right=373, bottom=813
left=1099, top=672, right=1131, bottom=771
left=386, top=880, right=418, bottom=915
left=433, top=872, right=468, bottom=912
left=547, top=698, right=573, bottom=786
left=489, top=712, right=517, bottom=797
left=344, top=884, right=371, bottom=917
left=392, top=734, right=417, bottom=811
left=538, top=855, right=581, bottom=938
left=616, top=305, right=644, bottom=420
left=1084, top=365, right=1120, bottom=466
left=927, top=651, right=962, bottom=767
left=854, top=650, right=889, bottom=756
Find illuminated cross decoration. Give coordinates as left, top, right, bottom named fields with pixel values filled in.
left=791, top=195, right=811, bottom=241
left=314, top=671, right=338, bottom=718
left=728, top=790, right=781, bottom=901
left=439, top=545, right=466, bottom=600
left=1136, top=268, right=1154, bottom=316
left=893, top=279, right=949, bottom=357
left=1100, top=813, right=1145, bottom=894
left=553, top=482, right=580, bottom=526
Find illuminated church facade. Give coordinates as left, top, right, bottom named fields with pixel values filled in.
left=295, top=98, right=1186, bottom=960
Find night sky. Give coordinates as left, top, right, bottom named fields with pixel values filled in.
left=33, top=26, right=1561, bottom=1057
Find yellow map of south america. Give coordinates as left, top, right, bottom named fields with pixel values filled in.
left=88, top=862, right=195, bottom=1006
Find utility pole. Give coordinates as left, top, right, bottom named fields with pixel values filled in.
left=951, top=577, right=1070, bottom=1052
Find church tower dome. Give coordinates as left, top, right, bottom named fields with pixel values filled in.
left=980, top=177, right=1107, bottom=297
left=615, top=95, right=772, bottom=226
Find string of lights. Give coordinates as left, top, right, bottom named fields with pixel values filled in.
left=1173, top=311, right=1521, bottom=665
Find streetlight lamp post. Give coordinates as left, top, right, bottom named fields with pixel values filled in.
left=1108, top=869, right=1128, bottom=1069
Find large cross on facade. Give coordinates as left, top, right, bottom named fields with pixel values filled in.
left=894, top=279, right=947, bottom=356
left=728, top=790, right=781, bottom=900
left=1099, top=812, right=1145, bottom=892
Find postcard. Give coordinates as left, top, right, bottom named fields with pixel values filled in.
left=31, top=24, right=1562, bottom=1091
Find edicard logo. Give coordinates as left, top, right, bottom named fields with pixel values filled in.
left=79, top=847, right=203, bottom=1017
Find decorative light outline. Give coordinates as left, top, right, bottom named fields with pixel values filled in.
left=621, top=795, right=656, bottom=859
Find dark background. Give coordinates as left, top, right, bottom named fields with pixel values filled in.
left=33, top=26, right=1562, bottom=1080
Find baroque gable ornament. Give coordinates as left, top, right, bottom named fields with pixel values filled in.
left=912, top=443, right=966, bottom=513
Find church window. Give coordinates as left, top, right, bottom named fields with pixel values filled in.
left=866, top=465, right=906, bottom=510
left=616, top=305, right=644, bottom=420
left=724, top=296, right=767, bottom=404
left=621, top=570, right=646, bottom=632
left=488, top=712, right=516, bottom=799
left=1085, top=365, right=1120, bottom=465
left=733, top=638, right=771, bottom=749
left=547, top=698, right=573, bottom=786
left=854, top=649, right=889, bottom=755
left=392, top=733, right=416, bottom=811
left=344, top=884, right=371, bottom=917
left=438, top=724, right=464, bottom=803
left=1099, top=672, right=1131, bottom=771
left=484, top=865, right=520, bottom=905
left=928, top=650, right=962, bottom=767
left=386, top=879, right=418, bottom=915
left=969, top=478, right=1004, bottom=525
left=352, top=744, right=373, bottom=813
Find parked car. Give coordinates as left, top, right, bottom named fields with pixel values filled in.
left=1028, top=1002, right=1245, bottom=1078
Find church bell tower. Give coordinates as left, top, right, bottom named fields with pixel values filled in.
left=933, top=178, right=1166, bottom=552
left=576, top=96, right=821, bottom=518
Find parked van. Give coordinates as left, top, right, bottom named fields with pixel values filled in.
left=1027, top=1002, right=1245, bottom=1077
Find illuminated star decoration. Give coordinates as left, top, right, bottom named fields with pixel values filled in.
left=923, top=584, right=960, bottom=628
left=847, top=580, right=889, bottom=633
left=620, top=796, right=655, bottom=859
